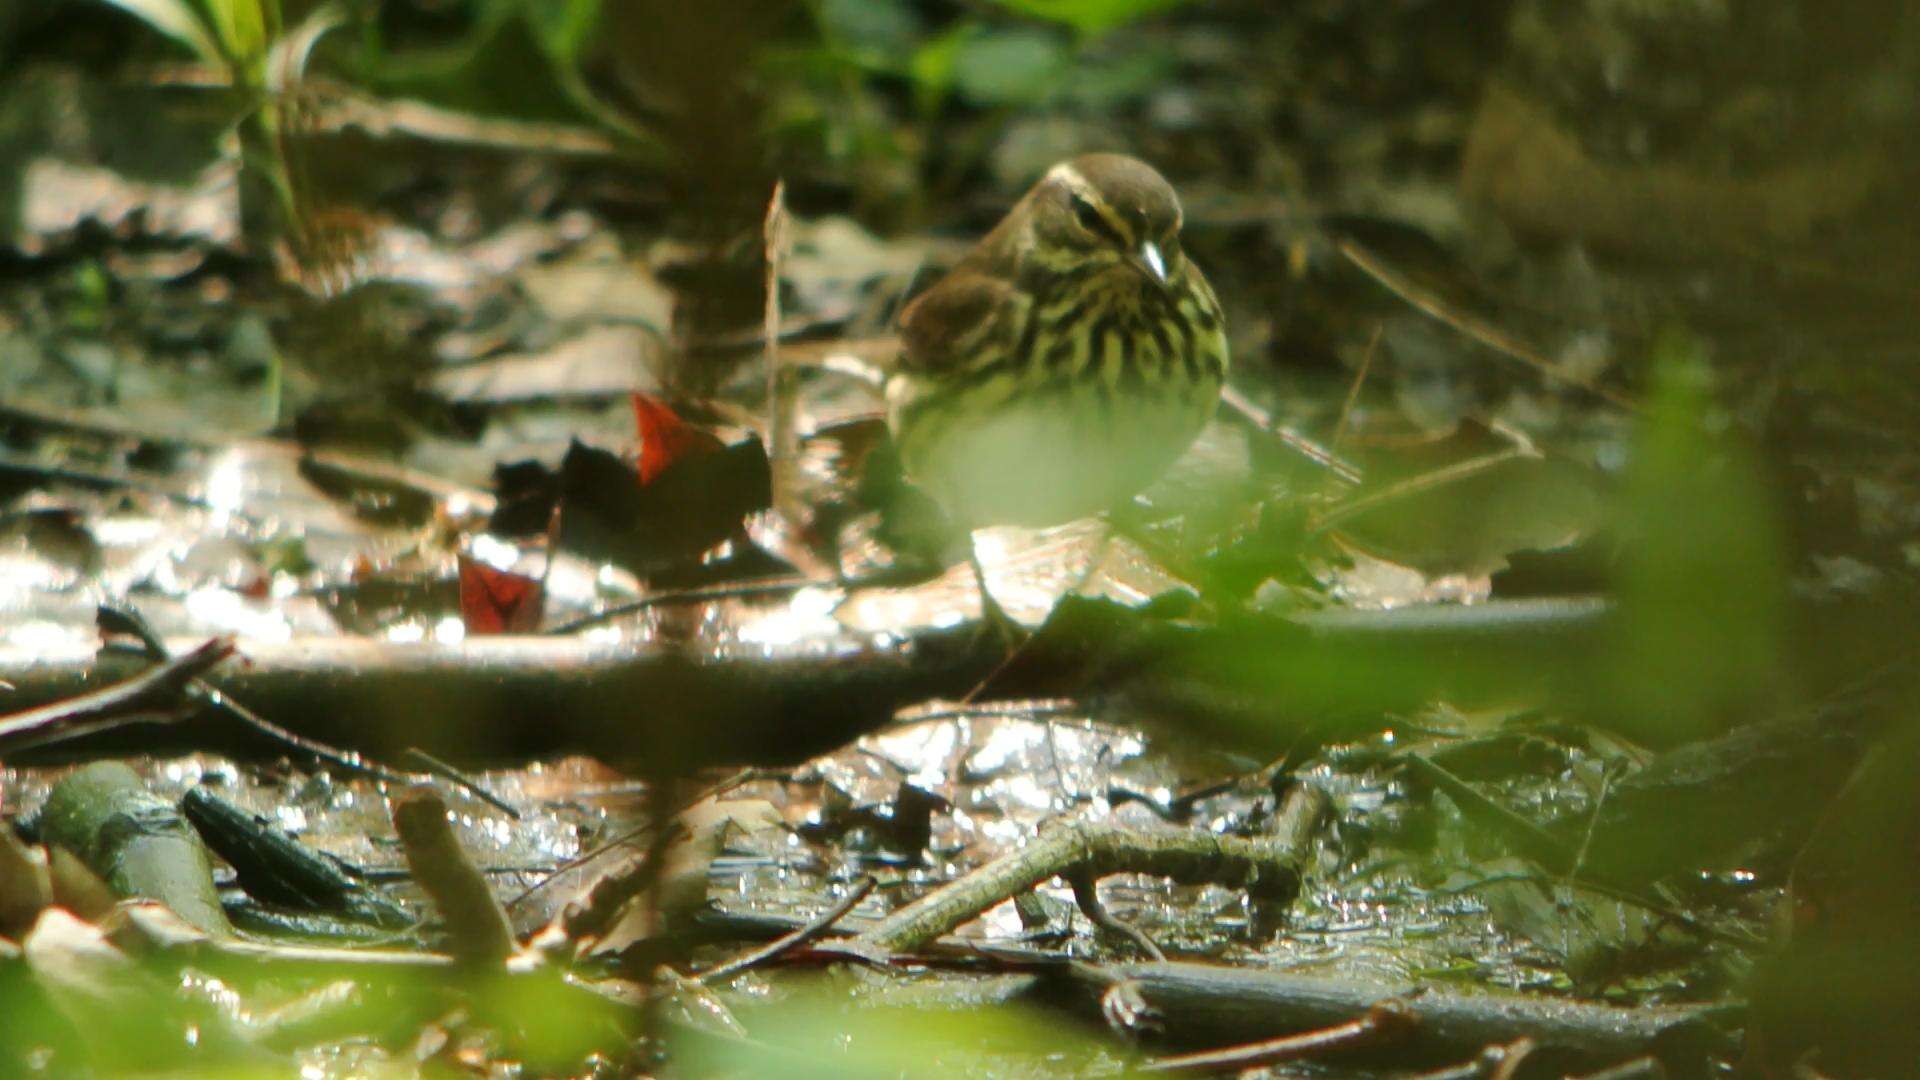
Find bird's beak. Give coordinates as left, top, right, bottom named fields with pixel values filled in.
left=1132, top=241, right=1172, bottom=291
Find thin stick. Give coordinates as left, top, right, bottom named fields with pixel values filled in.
left=543, top=575, right=815, bottom=636
left=97, top=605, right=418, bottom=785
left=1399, top=753, right=1575, bottom=869
left=1309, top=447, right=1528, bottom=536
left=1331, top=322, right=1382, bottom=450
left=391, top=786, right=517, bottom=964
left=0, top=638, right=233, bottom=751
left=1487, top=1036, right=1538, bottom=1080
left=1336, top=238, right=1640, bottom=413
left=1069, top=870, right=1165, bottom=961
left=764, top=180, right=800, bottom=522
left=1217, top=385, right=1364, bottom=485
left=858, top=816, right=1311, bottom=954
left=1141, top=1000, right=1415, bottom=1072
left=696, top=876, right=876, bottom=985
left=502, top=767, right=767, bottom=912
left=1567, top=1055, right=1667, bottom=1080
left=191, top=682, right=419, bottom=786
left=403, top=748, right=521, bottom=820
left=890, top=698, right=1083, bottom=725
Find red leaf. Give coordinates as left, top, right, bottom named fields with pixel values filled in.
left=631, top=393, right=723, bottom=487
left=458, top=554, right=544, bottom=634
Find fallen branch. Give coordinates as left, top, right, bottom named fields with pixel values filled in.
left=0, top=637, right=232, bottom=752
left=0, top=629, right=995, bottom=769
left=1070, top=962, right=1725, bottom=1071
left=696, top=876, right=875, bottom=985
left=1217, top=384, right=1364, bottom=484
left=38, top=761, right=234, bottom=937
left=100, top=606, right=418, bottom=785
left=857, top=787, right=1318, bottom=955
left=392, top=786, right=518, bottom=965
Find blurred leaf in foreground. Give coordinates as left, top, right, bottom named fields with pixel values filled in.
left=676, top=977, right=1122, bottom=1076
left=987, top=0, right=1195, bottom=36
left=1600, top=328, right=1788, bottom=745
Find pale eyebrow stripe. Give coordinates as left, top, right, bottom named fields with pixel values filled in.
left=1044, top=164, right=1134, bottom=242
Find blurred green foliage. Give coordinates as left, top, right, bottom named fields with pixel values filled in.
left=812, top=0, right=1177, bottom=113
left=1601, top=328, right=1788, bottom=744
left=100, top=0, right=275, bottom=76
left=84, top=0, right=1195, bottom=223
left=988, top=0, right=1196, bottom=36
left=675, top=976, right=1122, bottom=1076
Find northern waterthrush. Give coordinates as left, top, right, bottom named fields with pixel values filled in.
left=886, top=154, right=1228, bottom=623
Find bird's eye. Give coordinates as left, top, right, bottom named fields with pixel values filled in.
left=1071, top=196, right=1111, bottom=240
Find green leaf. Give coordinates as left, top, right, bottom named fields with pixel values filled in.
left=1057, top=48, right=1174, bottom=107
left=951, top=27, right=1069, bottom=105
left=97, top=0, right=224, bottom=66
left=267, top=3, right=346, bottom=90
left=1603, top=328, right=1787, bottom=743
left=203, top=0, right=270, bottom=68
left=814, top=0, right=921, bottom=57
left=908, top=22, right=974, bottom=115
left=523, top=0, right=603, bottom=69
left=986, top=0, right=1195, bottom=36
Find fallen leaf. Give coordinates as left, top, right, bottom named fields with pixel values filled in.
left=632, top=393, right=723, bottom=487
left=458, top=554, right=544, bottom=634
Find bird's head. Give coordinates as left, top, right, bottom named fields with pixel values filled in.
left=1023, top=153, right=1186, bottom=292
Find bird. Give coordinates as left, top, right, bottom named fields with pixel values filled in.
left=885, top=153, right=1229, bottom=634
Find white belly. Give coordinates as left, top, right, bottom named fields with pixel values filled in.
left=889, top=369, right=1221, bottom=528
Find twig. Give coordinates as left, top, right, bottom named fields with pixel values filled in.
left=307, top=79, right=631, bottom=160
left=503, top=767, right=768, bottom=913
left=659, top=967, right=749, bottom=1037
left=889, top=698, right=1084, bottom=726
left=0, top=637, right=233, bottom=751
left=765, top=180, right=800, bottom=523
left=186, top=681, right=418, bottom=785
left=1141, top=999, right=1416, bottom=1072
left=1568, top=1054, right=1667, bottom=1080
left=1336, top=238, right=1640, bottom=413
left=697, top=876, right=876, bottom=985
left=404, top=749, right=521, bottom=820
left=391, top=786, right=517, bottom=964
left=1403, top=1037, right=1542, bottom=1080
left=1217, top=384, right=1364, bottom=484
left=1570, top=766, right=1614, bottom=878
left=1074, top=962, right=1718, bottom=1068
left=1069, top=870, right=1165, bottom=961
left=1399, top=753, right=1576, bottom=869
left=97, top=606, right=418, bottom=785
left=1331, top=322, right=1382, bottom=450
left=0, top=451, right=206, bottom=510
left=857, top=809, right=1314, bottom=954
left=114, top=897, right=439, bottom=970
left=1487, top=1036, right=1538, bottom=1080
left=1308, top=446, right=1529, bottom=536
left=1435, top=870, right=1756, bottom=948
left=542, top=575, right=816, bottom=636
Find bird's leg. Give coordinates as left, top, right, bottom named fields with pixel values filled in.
left=965, top=530, right=1028, bottom=648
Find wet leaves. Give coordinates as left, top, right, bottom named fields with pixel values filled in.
left=457, top=553, right=545, bottom=634
left=631, top=393, right=724, bottom=487
left=490, top=433, right=771, bottom=580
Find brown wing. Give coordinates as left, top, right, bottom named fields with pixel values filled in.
left=896, top=268, right=1021, bottom=376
